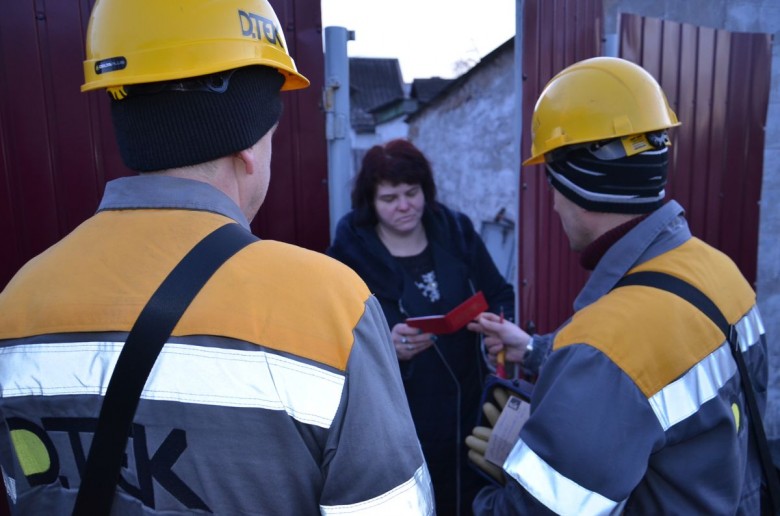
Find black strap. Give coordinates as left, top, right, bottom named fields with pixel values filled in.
left=614, top=271, right=780, bottom=514
left=72, top=223, right=258, bottom=515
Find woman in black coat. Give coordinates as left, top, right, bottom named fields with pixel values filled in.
left=327, top=139, right=515, bottom=516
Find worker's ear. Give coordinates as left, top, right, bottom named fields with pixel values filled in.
left=234, top=123, right=277, bottom=176
left=234, top=147, right=257, bottom=176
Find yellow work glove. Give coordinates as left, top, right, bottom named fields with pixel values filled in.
left=465, top=387, right=510, bottom=485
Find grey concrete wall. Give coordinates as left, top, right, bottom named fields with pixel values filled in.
left=605, top=0, right=780, bottom=460
left=408, top=45, right=517, bottom=241
left=760, top=30, right=780, bottom=460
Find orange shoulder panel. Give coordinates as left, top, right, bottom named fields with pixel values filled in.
left=554, top=239, right=755, bottom=397
left=178, top=240, right=370, bottom=370
left=0, top=210, right=370, bottom=371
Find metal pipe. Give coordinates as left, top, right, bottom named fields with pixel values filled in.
left=323, top=26, right=355, bottom=242
left=514, top=0, right=524, bottom=324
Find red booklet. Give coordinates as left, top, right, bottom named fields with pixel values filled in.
left=406, top=291, right=488, bottom=334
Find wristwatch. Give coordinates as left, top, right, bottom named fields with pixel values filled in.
left=523, top=336, right=534, bottom=362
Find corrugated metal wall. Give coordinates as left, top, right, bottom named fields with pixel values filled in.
left=620, top=14, right=770, bottom=286
left=0, top=0, right=118, bottom=291
left=519, top=0, right=603, bottom=334
left=0, top=0, right=328, bottom=291
left=252, top=0, right=329, bottom=250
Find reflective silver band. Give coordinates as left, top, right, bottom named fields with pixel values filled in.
left=502, top=307, right=764, bottom=512
left=503, top=440, right=624, bottom=515
left=649, top=342, right=735, bottom=431
left=321, top=464, right=434, bottom=515
left=649, top=307, right=764, bottom=431
left=735, top=306, right=764, bottom=353
left=0, top=341, right=344, bottom=429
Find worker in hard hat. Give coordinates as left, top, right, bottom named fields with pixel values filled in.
left=0, top=1, right=433, bottom=514
left=466, top=56, right=769, bottom=514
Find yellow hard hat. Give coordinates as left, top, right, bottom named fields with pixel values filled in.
left=81, top=0, right=309, bottom=94
left=523, top=57, right=679, bottom=166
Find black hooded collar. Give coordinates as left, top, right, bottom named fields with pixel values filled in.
left=328, top=202, right=470, bottom=301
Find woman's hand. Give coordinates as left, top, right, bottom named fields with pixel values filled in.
left=467, top=312, right=531, bottom=364
left=391, top=323, right=437, bottom=360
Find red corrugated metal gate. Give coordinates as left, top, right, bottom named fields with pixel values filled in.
left=620, top=14, right=770, bottom=287
left=519, top=0, right=603, bottom=335
left=518, top=1, right=770, bottom=335
left=0, top=0, right=328, bottom=292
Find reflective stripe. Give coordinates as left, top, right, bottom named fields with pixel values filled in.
left=503, top=440, right=624, bottom=515
left=649, top=342, right=735, bottom=431
left=0, top=342, right=343, bottom=429
left=503, top=307, right=765, bottom=513
left=1, top=466, right=16, bottom=504
left=647, top=305, right=764, bottom=431
left=736, top=306, right=764, bottom=353
left=648, top=307, right=764, bottom=431
left=321, top=464, right=434, bottom=515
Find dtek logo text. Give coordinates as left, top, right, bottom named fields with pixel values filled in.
left=238, top=10, right=286, bottom=50
left=8, top=417, right=210, bottom=511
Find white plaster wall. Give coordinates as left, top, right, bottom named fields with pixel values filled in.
left=375, top=118, right=409, bottom=143
left=408, top=45, right=517, bottom=235
left=349, top=118, right=410, bottom=178
left=351, top=130, right=378, bottom=153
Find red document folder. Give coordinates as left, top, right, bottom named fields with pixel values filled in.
left=405, top=291, right=488, bottom=334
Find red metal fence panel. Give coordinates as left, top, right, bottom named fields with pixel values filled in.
left=519, top=0, right=602, bottom=334
left=0, top=0, right=328, bottom=292
left=253, top=0, right=329, bottom=251
left=620, top=14, right=769, bottom=287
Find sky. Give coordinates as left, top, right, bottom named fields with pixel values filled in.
left=320, top=0, right=516, bottom=83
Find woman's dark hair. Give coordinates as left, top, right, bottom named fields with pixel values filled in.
left=350, top=138, right=438, bottom=226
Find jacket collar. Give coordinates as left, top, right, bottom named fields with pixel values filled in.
left=330, top=203, right=468, bottom=300
left=98, top=175, right=251, bottom=230
left=573, top=200, right=690, bottom=311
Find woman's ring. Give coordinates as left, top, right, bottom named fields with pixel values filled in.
left=406, top=344, right=413, bottom=351
left=401, top=336, right=408, bottom=344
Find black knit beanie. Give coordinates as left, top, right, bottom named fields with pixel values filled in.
left=545, top=143, right=669, bottom=214
left=110, top=66, right=284, bottom=172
